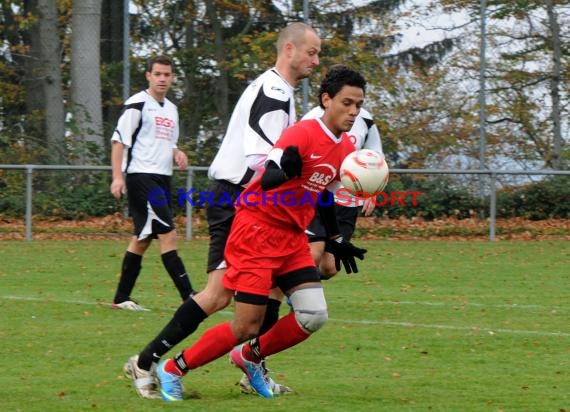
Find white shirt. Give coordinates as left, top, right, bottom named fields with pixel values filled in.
left=302, top=106, right=383, bottom=206
left=208, top=68, right=296, bottom=186
left=111, top=90, right=179, bottom=176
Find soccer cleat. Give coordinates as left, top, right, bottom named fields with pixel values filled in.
left=239, top=373, right=293, bottom=395
left=229, top=345, right=273, bottom=398
left=157, top=360, right=184, bottom=401
left=112, top=300, right=149, bottom=311
left=237, top=359, right=292, bottom=395
left=124, top=355, right=161, bottom=399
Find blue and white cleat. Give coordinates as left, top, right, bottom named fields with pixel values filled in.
left=229, top=345, right=273, bottom=398
left=239, top=371, right=292, bottom=395
left=157, top=360, right=184, bottom=401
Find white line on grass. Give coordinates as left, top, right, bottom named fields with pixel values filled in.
left=331, top=318, right=570, bottom=337
left=3, top=294, right=569, bottom=337
left=389, top=300, right=561, bottom=310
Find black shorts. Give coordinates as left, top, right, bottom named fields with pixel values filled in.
left=126, top=173, right=174, bottom=239
left=206, top=180, right=242, bottom=272
left=306, top=204, right=360, bottom=242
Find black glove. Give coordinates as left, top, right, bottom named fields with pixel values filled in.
left=325, top=236, right=367, bottom=274
left=280, top=146, right=302, bottom=179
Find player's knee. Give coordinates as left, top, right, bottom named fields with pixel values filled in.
left=194, top=285, right=232, bottom=315
left=295, top=309, right=328, bottom=333
left=231, top=322, right=261, bottom=342
left=212, top=292, right=232, bottom=311
left=288, top=286, right=328, bottom=333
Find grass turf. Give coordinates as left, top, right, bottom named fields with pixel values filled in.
left=0, top=239, right=568, bottom=411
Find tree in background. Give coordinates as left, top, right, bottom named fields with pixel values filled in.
left=0, top=0, right=567, bottom=173
left=100, top=0, right=126, bottom=158
left=70, top=0, right=104, bottom=164
left=437, top=0, right=569, bottom=171
left=0, top=0, right=65, bottom=164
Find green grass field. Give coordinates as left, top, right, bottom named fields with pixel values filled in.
left=0, top=240, right=568, bottom=412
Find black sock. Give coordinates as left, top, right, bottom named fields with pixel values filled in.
left=259, top=298, right=281, bottom=335
left=161, top=250, right=194, bottom=300
left=137, top=297, right=207, bottom=370
left=113, top=251, right=142, bottom=303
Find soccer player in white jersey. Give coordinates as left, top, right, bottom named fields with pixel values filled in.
left=123, top=23, right=321, bottom=399
left=302, top=66, right=383, bottom=278
left=109, top=55, right=195, bottom=312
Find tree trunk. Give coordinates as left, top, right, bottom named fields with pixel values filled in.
left=205, top=0, right=229, bottom=126
left=24, top=0, right=65, bottom=164
left=181, top=0, right=201, bottom=141
left=545, top=0, right=563, bottom=169
left=71, top=0, right=104, bottom=164
left=100, top=0, right=125, bottom=161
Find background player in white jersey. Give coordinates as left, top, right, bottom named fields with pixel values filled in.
left=123, top=23, right=321, bottom=399
left=156, top=65, right=368, bottom=402
left=109, top=55, right=195, bottom=311
left=302, top=65, right=383, bottom=278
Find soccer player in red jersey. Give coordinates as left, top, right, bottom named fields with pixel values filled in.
left=156, top=66, right=368, bottom=401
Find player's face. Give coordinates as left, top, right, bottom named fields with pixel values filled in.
left=146, top=63, right=174, bottom=99
left=321, top=85, right=364, bottom=136
left=290, top=31, right=321, bottom=82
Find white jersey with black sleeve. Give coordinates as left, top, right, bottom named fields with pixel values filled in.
left=111, top=90, right=179, bottom=176
left=302, top=106, right=383, bottom=206
left=208, top=68, right=296, bottom=186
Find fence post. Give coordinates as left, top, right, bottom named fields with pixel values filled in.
left=489, top=172, right=496, bottom=241
left=25, top=166, right=34, bottom=241
left=185, top=168, right=193, bottom=240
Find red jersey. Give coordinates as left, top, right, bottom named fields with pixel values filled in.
left=236, top=118, right=356, bottom=232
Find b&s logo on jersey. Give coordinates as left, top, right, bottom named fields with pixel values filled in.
left=302, top=163, right=336, bottom=193
left=308, top=171, right=333, bottom=186
left=155, top=116, right=175, bottom=140
left=155, top=116, right=175, bottom=128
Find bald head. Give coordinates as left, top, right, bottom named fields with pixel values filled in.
left=276, top=22, right=318, bottom=54
left=275, top=22, right=321, bottom=86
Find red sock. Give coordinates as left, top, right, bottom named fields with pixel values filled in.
left=244, top=312, right=310, bottom=360
left=182, top=322, right=239, bottom=370
left=163, top=358, right=184, bottom=376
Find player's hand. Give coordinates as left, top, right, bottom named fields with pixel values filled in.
left=325, top=236, right=367, bottom=274
left=110, top=178, right=125, bottom=199
left=280, top=146, right=302, bottom=179
left=174, top=149, right=188, bottom=170
left=362, top=197, right=376, bottom=216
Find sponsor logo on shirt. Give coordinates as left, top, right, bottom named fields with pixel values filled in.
left=155, top=116, right=175, bottom=128
left=155, top=116, right=175, bottom=141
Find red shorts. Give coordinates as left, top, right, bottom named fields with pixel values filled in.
left=223, top=211, right=315, bottom=296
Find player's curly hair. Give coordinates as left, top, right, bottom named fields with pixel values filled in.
left=318, top=65, right=366, bottom=108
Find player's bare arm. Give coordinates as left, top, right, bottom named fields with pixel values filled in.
left=110, top=141, right=125, bottom=199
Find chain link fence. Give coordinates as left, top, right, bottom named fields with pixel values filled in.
left=1, top=164, right=570, bottom=241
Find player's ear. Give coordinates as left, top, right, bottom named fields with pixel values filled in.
left=284, top=41, right=295, bottom=57
left=321, top=93, right=332, bottom=109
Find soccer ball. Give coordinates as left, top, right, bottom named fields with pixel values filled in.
left=340, top=149, right=389, bottom=197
